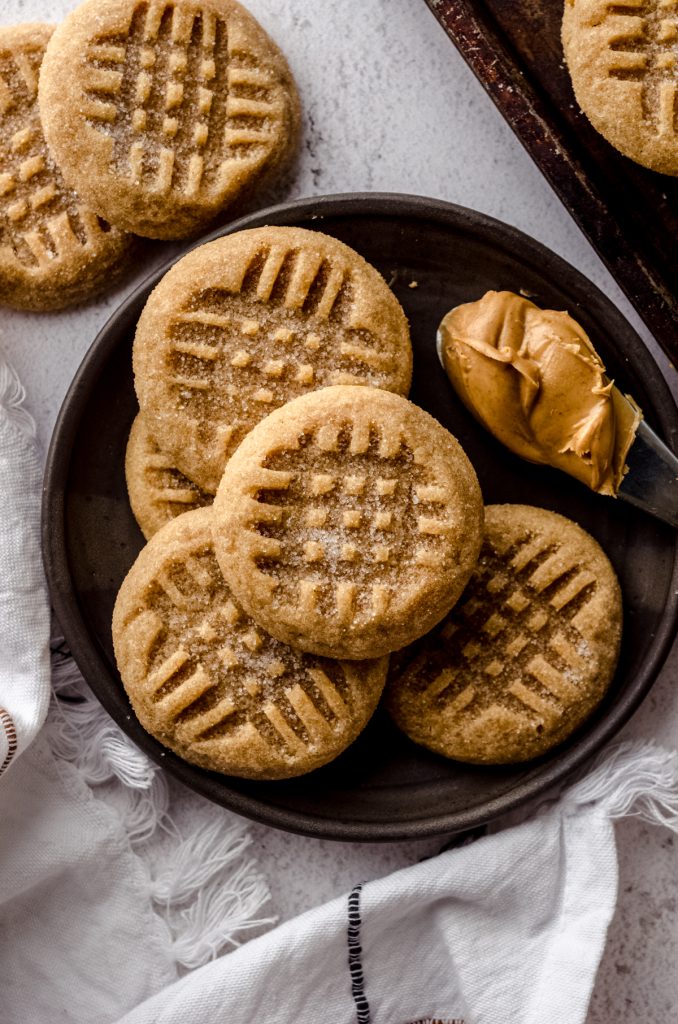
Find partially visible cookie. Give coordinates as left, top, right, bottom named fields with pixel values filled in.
left=562, top=0, right=678, bottom=175
left=133, top=227, right=412, bottom=492
left=38, top=0, right=300, bottom=238
left=0, top=23, right=132, bottom=310
left=112, top=507, right=388, bottom=779
left=386, top=504, right=622, bottom=764
left=211, top=385, right=484, bottom=660
left=126, top=413, right=212, bottom=539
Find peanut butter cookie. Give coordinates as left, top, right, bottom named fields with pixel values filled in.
left=211, top=385, right=484, bottom=660
left=133, top=227, right=412, bottom=492
left=112, top=507, right=388, bottom=779
left=0, top=23, right=132, bottom=310
left=562, top=0, right=678, bottom=175
left=386, top=504, right=622, bottom=764
left=38, top=0, right=300, bottom=238
left=126, top=413, right=212, bottom=539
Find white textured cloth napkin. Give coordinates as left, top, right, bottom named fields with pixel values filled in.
left=0, top=362, right=50, bottom=777
left=112, top=743, right=678, bottom=1024
left=2, top=353, right=678, bottom=1024
left=4, top=720, right=678, bottom=1024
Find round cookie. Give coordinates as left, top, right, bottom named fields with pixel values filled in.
left=112, top=507, right=388, bottom=779
left=133, top=227, right=413, bottom=492
left=38, top=0, right=300, bottom=239
left=0, top=23, right=132, bottom=311
left=562, top=0, right=678, bottom=176
left=126, top=413, right=212, bottom=539
left=211, top=385, right=484, bottom=660
left=386, top=504, right=622, bottom=764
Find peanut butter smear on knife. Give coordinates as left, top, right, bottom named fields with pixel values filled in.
left=437, top=290, right=642, bottom=496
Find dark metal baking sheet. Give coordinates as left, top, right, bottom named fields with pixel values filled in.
left=423, top=0, right=678, bottom=363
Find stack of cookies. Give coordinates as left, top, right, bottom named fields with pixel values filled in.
left=1, top=0, right=299, bottom=309
left=113, top=224, right=623, bottom=780
left=115, top=224, right=483, bottom=779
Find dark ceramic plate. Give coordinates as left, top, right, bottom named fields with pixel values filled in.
left=43, top=193, right=678, bottom=842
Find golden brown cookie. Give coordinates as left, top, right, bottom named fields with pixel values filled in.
left=562, top=0, right=678, bottom=175
left=126, top=413, right=212, bottom=539
left=0, top=23, right=132, bottom=310
left=211, top=385, right=484, bottom=660
left=133, top=227, right=413, bottom=492
left=386, top=504, right=622, bottom=764
left=112, top=507, right=388, bottom=778
left=38, top=0, right=300, bottom=238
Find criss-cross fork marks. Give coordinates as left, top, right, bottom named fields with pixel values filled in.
left=165, top=246, right=391, bottom=430
left=83, top=1, right=283, bottom=196
left=606, top=0, right=678, bottom=133
left=251, top=426, right=454, bottom=622
left=411, top=532, right=599, bottom=728
left=0, top=47, right=110, bottom=268
left=126, top=545, right=350, bottom=758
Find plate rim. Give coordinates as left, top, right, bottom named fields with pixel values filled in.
left=42, top=191, right=678, bottom=842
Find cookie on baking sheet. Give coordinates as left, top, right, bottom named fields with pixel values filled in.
left=126, top=413, right=212, bottom=539
left=0, top=23, right=132, bottom=310
left=386, top=504, right=622, bottom=764
left=112, top=507, right=388, bottom=778
left=562, top=0, right=678, bottom=175
left=133, top=227, right=413, bottom=493
left=38, top=0, right=300, bottom=238
left=211, top=385, right=484, bottom=661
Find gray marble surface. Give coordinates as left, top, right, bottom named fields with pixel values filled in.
left=1, top=1, right=677, bottom=1020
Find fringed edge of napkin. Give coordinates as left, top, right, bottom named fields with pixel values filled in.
left=563, top=738, right=678, bottom=828
left=46, top=635, right=276, bottom=971
left=491, top=737, right=678, bottom=840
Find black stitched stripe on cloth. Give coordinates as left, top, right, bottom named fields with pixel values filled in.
left=347, top=882, right=370, bottom=1024
left=346, top=882, right=464, bottom=1024
left=0, top=707, right=18, bottom=776
left=405, top=1018, right=465, bottom=1023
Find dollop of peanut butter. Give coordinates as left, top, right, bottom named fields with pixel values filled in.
left=438, top=290, right=641, bottom=496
